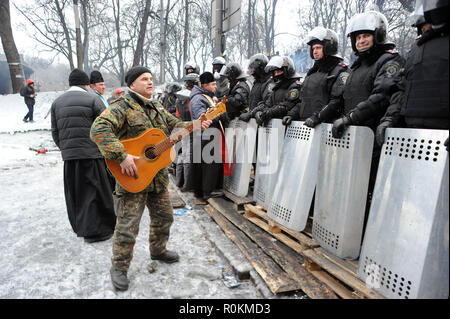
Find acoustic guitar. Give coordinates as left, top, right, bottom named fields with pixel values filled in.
left=106, top=97, right=227, bottom=193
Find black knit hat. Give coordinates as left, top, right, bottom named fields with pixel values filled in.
left=90, top=70, right=104, bottom=84
left=199, top=71, right=215, bottom=85
left=69, top=68, right=90, bottom=86
left=125, top=66, right=152, bottom=87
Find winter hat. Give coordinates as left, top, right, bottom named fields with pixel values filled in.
left=26, top=79, right=34, bottom=84
left=125, top=66, right=152, bottom=87
left=90, top=70, right=104, bottom=84
left=199, top=71, right=215, bottom=85
left=69, top=68, right=90, bottom=86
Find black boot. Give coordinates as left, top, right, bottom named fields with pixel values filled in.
left=110, top=267, right=129, bottom=291
left=151, top=250, right=179, bottom=263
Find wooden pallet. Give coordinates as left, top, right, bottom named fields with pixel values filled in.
left=208, top=197, right=338, bottom=299
left=242, top=203, right=384, bottom=299
left=223, top=189, right=255, bottom=211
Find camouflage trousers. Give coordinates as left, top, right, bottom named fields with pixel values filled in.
left=111, top=189, right=173, bottom=271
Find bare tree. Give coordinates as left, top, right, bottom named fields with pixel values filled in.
left=0, top=0, right=25, bottom=93
left=132, top=0, right=154, bottom=67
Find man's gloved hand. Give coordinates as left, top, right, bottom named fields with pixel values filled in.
left=282, top=116, right=292, bottom=126
left=255, top=111, right=265, bottom=126
left=375, top=117, right=394, bottom=146
left=331, top=115, right=352, bottom=138
left=304, top=114, right=320, bottom=128
left=445, top=137, right=449, bottom=152
left=239, top=112, right=252, bottom=122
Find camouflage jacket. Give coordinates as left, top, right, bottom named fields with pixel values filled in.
left=90, top=92, right=190, bottom=194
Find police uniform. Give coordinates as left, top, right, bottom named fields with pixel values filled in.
left=90, top=91, right=191, bottom=271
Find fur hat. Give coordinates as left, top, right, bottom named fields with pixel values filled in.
left=125, top=66, right=152, bottom=87
left=69, top=68, right=90, bottom=86
left=90, top=70, right=104, bottom=84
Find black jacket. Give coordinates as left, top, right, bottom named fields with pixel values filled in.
left=51, top=86, right=106, bottom=160
left=383, top=28, right=449, bottom=129
left=20, top=84, right=35, bottom=106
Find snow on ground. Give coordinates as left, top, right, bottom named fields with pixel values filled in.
left=0, top=91, right=301, bottom=300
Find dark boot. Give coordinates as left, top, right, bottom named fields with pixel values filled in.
left=151, top=250, right=179, bottom=263
left=84, top=233, right=113, bottom=243
left=110, top=267, right=129, bottom=291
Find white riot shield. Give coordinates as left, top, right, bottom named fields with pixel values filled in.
left=358, top=128, right=449, bottom=299
left=253, top=119, right=285, bottom=208
left=312, top=124, right=374, bottom=259
left=267, top=121, right=321, bottom=231
left=223, top=118, right=258, bottom=197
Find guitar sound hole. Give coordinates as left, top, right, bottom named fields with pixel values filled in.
left=145, top=147, right=157, bottom=160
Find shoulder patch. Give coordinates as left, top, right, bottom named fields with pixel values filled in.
left=288, top=89, right=300, bottom=101
left=339, top=72, right=350, bottom=85
left=385, top=62, right=400, bottom=77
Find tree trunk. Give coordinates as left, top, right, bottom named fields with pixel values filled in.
left=183, top=0, right=188, bottom=67
left=112, top=0, right=125, bottom=85
left=54, top=0, right=74, bottom=70
left=0, top=0, right=25, bottom=93
left=133, top=0, right=152, bottom=67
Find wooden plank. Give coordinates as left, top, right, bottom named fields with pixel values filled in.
left=209, top=197, right=338, bottom=299
left=302, top=249, right=384, bottom=299
left=204, top=205, right=302, bottom=294
left=314, top=247, right=359, bottom=277
left=245, top=204, right=319, bottom=248
left=223, top=189, right=255, bottom=211
left=307, top=270, right=358, bottom=299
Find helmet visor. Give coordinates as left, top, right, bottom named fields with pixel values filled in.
left=264, top=56, right=284, bottom=73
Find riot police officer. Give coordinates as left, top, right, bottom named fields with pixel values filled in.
left=251, top=56, right=302, bottom=126
left=162, top=82, right=183, bottom=116
left=239, top=53, right=273, bottom=122
left=220, top=62, right=253, bottom=120
left=284, top=27, right=349, bottom=126
left=212, top=56, right=229, bottom=99
left=376, top=0, right=449, bottom=148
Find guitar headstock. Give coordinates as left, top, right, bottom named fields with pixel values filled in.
left=205, top=96, right=228, bottom=121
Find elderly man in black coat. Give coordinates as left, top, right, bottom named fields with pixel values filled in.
left=50, top=68, right=116, bottom=243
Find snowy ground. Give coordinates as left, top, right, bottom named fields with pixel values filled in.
left=0, top=91, right=303, bottom=300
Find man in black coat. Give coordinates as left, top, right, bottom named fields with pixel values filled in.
left=51, top=68, right=116, bottom=243
left=20, top=79, right=36, bottom=123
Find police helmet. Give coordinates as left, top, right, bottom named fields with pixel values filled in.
left=166, top=82, right=183, bottom=94
left=248, top=53, right=269, bottom=76
left=183, top=73, right=200, bottom=88
left=184, top=61, right=200, bottom=75
left=306, top=26, right=339, bottom=59
left=423, top=0, right=449, bottom=26
left=346, top=10, right=389, bottom=53
left=220, top=62, right=247, bottom=80
left=265, top=56, right=299, bottom=82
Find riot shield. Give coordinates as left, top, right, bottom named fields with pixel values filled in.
left=223, top=118, right=258, bottom=197
left=312, top=124, right=374, bottom=259
left=253, top=119, right=285, bottom=208
left=266, top=121, right=321, bottom=231
left=358, top=128, right=449, bottom=299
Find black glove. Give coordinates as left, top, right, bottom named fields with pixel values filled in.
left=445, top=137, right=449, bottom=152
left=239, top=112, right=252, bottom=122
left=282, top=116, right=292, bottom=126
left=255, top=112, right=265, bottom=126
left=375, top=117, right=394, bottom=146
left=332, top=115, right=352, bottom=138
left=304, top=114, right=320, bottom=128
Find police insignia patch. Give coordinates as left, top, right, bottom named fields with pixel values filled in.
left=340, top=72, right=349, bottom=85
left=385, top=63, right=400, bottom=77
left=289, top=89, right=299, bottom=101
